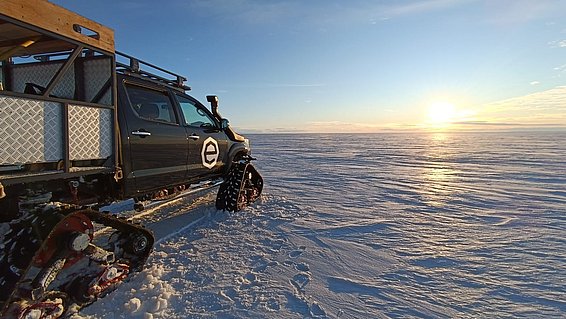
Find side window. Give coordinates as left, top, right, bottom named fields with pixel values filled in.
left=125, top=84, right=177, bottom=124
left=176, top=95, right=217, bottom=128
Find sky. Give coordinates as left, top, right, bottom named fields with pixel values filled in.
left=51, top=0, right=566, bottom=133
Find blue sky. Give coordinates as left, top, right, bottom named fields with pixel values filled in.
left=52, top=0, right=566, bottom=132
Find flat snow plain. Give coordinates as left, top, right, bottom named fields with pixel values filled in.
left=76, top=132, right=566, bottom=318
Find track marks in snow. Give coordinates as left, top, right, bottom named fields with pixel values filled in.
left=82, top=194, right=323, bottom=318
left=295, top=262, right=310, bottom=272
left=77, top=194, right=330, bottom=318
left=253, top=259, right=279, bottom=273
left=289, top=245, right=306, bottom=258
left=290, top=273, right=310, bottom=292
left=282, top=245, right=328, bottom=319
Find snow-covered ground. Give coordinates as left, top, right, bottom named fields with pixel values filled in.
left=76, top=132, right=566, bottom=318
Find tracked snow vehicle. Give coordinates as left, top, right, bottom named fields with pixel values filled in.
left=0, top=0, right=263, bottom=317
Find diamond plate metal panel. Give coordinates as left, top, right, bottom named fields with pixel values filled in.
left=43, top=103, right=64, bottom=160
left=68, top=105, right=113, bottom=160
left=51, top=65, right=75, bottom=99
left=83, top=58, right=112, bottom=105
left=99, top=108, right=113, bottom=158
left=11, top=63, right=58, bottom=92
left=0, top=96, right=63, bottom=165
left=11, top=62, right=75, bottom=99
left=98, top=90, right=112, bottom=106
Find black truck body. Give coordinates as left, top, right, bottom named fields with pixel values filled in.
left=115, top=71, right=249, bottom=198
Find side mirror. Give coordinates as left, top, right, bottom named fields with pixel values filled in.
left=220, top=118, right=229, bottom=130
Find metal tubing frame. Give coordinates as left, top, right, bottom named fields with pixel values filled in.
left=42, top=44, right=83, bottom=98
left=0, top=14, right=119, bottom=186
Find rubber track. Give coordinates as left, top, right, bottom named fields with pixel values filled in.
left=216, top=163, right=263, bottom=212
left=1, top=207, right=154, bottom=317
left=216, top=163, right=246, bottom=212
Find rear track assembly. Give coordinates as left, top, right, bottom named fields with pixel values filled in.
left=0, top=205, right=154, bottom=318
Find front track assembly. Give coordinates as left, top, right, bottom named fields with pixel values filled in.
left=0, top=206, right=154, bottom=318
left=216, top=160, right=263, bottom=212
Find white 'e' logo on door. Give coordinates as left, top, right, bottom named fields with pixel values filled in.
left=201, top=137, right=219, bottom=169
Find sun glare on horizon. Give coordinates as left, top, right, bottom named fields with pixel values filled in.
left=426, top=101, right=457, bottom=128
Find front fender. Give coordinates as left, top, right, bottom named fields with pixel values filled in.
left=224, top=143, right=249, bottom=174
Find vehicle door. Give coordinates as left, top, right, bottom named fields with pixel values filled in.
left=174, top=93, right=228, bottom=180
left=123, top=83, right=188, bottom=192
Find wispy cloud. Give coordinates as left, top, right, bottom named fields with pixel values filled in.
left=305, top=121, right=417, bottom=133
left=452, top=121, right=564, bottom=127
left=178, top=0, right=565, bottom=30
left=383, top=0, right=471, bottom=17
left=175, top=0, right=475, bottom=29
left=453, top=121, right=517, bottom=126
left=549, top=40, right=566, bottom=48
left=485, top=86, right=566, bottom=111
left=479, top=86, right=566, bottom=126
left=227, top=83, right=326, bottom=89
left=553, top=64, right=566, bottom=78
left=176, top=0, right=302, bottom=25
left=480, top=0, right=566, bottom=26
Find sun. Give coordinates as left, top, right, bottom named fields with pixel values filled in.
left=427, top=101, right=456, bottom=127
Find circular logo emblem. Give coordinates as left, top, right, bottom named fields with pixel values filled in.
left=201, top=137, right=219, bottom=169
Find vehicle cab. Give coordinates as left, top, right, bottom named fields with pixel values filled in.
left=114, top=54, right=243, bottom=198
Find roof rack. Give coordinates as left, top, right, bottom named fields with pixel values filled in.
left=115, top=51, right=191, bottom=92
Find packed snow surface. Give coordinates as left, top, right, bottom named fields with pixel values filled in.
left=76, top=132, right=566, bottom=318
